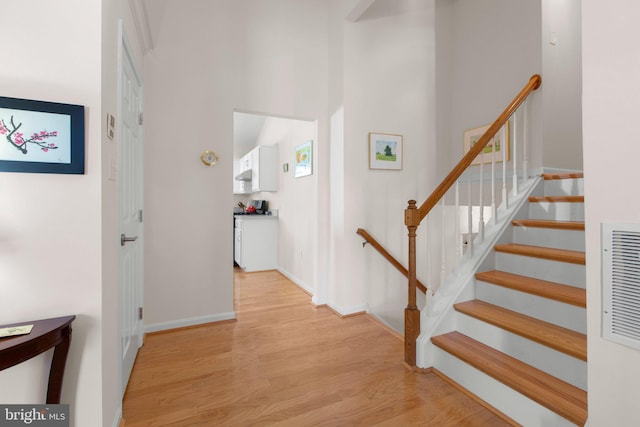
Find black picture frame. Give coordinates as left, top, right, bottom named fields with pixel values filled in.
left=0, top=96, right=85, bottom=174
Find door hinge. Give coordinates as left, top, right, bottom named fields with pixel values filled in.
left=138, top=112, right=144, bottom=126
left=138, top=307, right=143, bottom=320
left=138, top=209, right=143, bottom=223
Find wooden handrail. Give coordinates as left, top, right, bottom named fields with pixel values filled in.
left=356, top=228, right=428, bottom=294
left=415, top=74, right=541, bottom=223
left=403, top=74, right=542, bottom=368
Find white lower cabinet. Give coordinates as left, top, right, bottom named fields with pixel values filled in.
left=234, top=216, right=278, bottom=272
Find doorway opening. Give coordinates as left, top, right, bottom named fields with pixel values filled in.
left=232, top=111, right=318, bottom=310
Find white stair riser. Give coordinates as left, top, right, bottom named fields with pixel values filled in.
left=495, top=252, right=585, bottom=288
left=529, top=202, right=585, bottom=221
left=456, top=314, right=587, bottom=389
left=433, top=347, right=578, bottom=427
left=475, top=281, right=586, bottom=334
left=543, top=178, right=584, bottom=196
left=512, top=227, right=585, bottom=252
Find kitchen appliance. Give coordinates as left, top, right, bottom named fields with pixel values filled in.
left=234, top=200, right=268, bottom=216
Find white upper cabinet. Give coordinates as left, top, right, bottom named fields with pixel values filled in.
left=251, top=145, right=278, bottom=192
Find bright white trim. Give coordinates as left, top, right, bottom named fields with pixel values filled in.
left=328, top=302, right=369, bottom=317
left=112, top=407, right=122, bottom=427
left=277, top=266, right=313, bottom=295
left=144, top=312, right=236, bottom=333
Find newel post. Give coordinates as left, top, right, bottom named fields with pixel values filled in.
left=404, top=200, right=421, bottom=367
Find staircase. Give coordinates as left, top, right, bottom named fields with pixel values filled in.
left=430, top=173, right=588, bottom=426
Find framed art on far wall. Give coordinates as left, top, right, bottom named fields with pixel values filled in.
left=294, top=140, right=312, bottom=178
left=369, top=132, right=402, bottom=170
left=0, top=96, right=85, bottom=174
left=463, top=122, right=510, bottom=166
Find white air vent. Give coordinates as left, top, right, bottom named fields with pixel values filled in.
left=603, top=223, right=640, bottom=350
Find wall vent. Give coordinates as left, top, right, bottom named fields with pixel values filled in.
left=603, top=223, right=640, bottom=350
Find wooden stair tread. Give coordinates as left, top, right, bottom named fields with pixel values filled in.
left=494, top=243, right=585, bottom=265
left=512, top=219, right=585, bottom=231
left=529, top=195, right=584, bottom=203
left=431, top=331, right=588, bottom=426
left=475, top=270, right=586, bottom=308
left=454, top=300, right=587, bottom=360
left=543, top=172, right=584, bottom=180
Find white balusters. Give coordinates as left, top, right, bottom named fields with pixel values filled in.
left=523, top=100, right=529, bottom=178
left=478, top=160, right=485, bottom=242
left=512, top=115, right=519, bottom=196
left=455, top=181, right=461, bottom=260
left=491, top=134, right=497, bottom=225
left=440, top=198, right=447, bottom=285
left=467, top=176, right=473, bottom=253
left=501, top=123, right=508, bottom=210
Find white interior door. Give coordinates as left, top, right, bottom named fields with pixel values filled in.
left=118, top=27, right=144, bottom=398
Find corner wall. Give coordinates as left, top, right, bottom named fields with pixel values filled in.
left=335, top=0, right=437, bottom=324
left=0, top=1, right=104, bottom=425
left=143, top=0, right=328, bottom=328
left=251, top=117, right=317, bottom=291
left=583, top=1, right=640, bottom=424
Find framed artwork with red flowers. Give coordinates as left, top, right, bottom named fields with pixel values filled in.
left=0, top=96, right=84, bottom=174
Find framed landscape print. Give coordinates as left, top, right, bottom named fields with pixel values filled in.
left=369, top=132, right=402, bottom=170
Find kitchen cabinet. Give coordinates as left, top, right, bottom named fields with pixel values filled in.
left=234, top=145, right=278, bottom=194
left=251, top=145, right=278, bottom=192
left=234, top=216, right=278, bottom=272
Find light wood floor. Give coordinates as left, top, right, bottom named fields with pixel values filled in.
left=122, top=269, right=512, bottom=426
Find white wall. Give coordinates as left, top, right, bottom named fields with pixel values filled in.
left=143, top=0, right=328, bottom=328
left=438, top=0, right=542, bottom=173
left=248, top=117, right=317, bottom=291
left=0, top=1, right=106, bottom=426
left=583, top=1, right=640, bottom=424
left=335, top=0, right=436, bottom=324
left=542, top=0, right=583, bottom=170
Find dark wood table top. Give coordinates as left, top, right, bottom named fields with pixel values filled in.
left=0, top=315, right=76, bottom=371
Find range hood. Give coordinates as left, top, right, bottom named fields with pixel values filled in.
left=235, top=169, right=252, bottom=181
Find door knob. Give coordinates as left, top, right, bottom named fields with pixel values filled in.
left=121, top=234, right=138, bottom=246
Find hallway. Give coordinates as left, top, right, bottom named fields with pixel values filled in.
left=122, top=270, right=511, bottom=426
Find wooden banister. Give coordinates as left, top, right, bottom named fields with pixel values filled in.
left=403, top=74, right=542, bottom=368
left=416, top=74, right=541, bottom=222
left=356, top=228, right=428, bottom=294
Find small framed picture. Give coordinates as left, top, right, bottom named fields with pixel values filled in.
left=0, top=96, right=85, bottom=174
left=294, top=140, right=312, bottom=178
left=369, top=132, right=402, bottom=170
left=463, top=122, right=510, bottom=165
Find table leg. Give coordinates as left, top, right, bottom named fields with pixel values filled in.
left=46, top=325, right=72, bottom=404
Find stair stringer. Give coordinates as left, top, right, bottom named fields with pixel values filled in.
left=416, top=175, right=543, bottom=368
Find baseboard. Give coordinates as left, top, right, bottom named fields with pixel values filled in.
left=276, top=266, right=314, bottom=296
left=144, top=311, right=236, bottom=334
left=112, top=407, right=122, bottom=427
left=324, top=302, right=368, bottom=318
left=432, top=368, right=521, bottom=427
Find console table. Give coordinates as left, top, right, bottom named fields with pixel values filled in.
left=0, top=315, right=75, bottom=404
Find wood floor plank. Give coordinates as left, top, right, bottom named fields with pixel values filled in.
left=528, top=195, right=584, bottom=203
left=494, top=243, right=586, bottom=265
left=542, top=172, right=584, bottom=180
left=122, top=269, right=512, bottom=426
left=431, top=332, right=588, bottom=426
left=455, top=300, right=587, bottom=360
left=511, top=219, right=585, bottom=231
left=475, top=270, right=586, bottom=307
